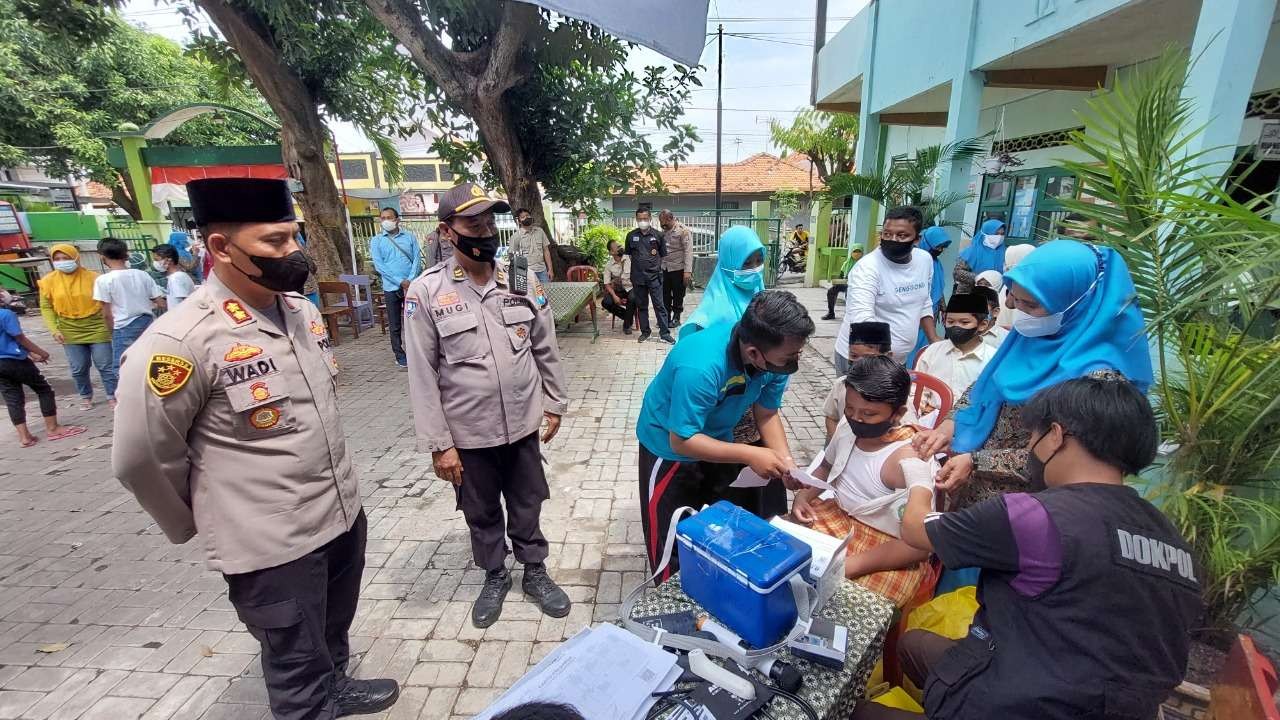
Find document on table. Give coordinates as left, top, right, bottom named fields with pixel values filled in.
left=473, top=623, right=678, bottom=720
left=730, top=461, right=834, bottom=491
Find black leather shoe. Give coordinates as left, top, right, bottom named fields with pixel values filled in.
left=623, top=325, right=633, bottom=335
left=659, top=334, right=676, bottom=345
left=522, top=563, right=571, bottom=618
left=336, top=677, right=400, bottom=716
left=637, top=332, right=651, bottom=343
left=472, top=568, right=512, bottom=628
left=820, top=313, right=836, bottom=320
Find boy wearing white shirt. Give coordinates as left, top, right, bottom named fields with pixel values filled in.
left=93, top=238, right=162, bottom=372
left=915, top=293, right=998, bottom=414
left=835, top=206, right=938, bottom=370
left=973, top=285, right=1008, bottom=348
left=151, top=244, right=196, bottom=309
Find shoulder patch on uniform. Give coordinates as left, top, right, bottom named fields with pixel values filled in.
left=224, top=343, right=262, bottom=362
left=148, top=354, right=194, bottom=397
left=533, top=279, right=548, bottom=308
left=404, top=295, right=419, bottom=319
left=309, top=320, right=327, bottom=337
left=222, top=300, right=252, bottom=324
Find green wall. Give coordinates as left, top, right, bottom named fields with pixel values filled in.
left=25, top=212, right=107, bottom=242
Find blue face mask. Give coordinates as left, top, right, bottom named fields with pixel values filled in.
left=730, top=265, right=764, bottom=290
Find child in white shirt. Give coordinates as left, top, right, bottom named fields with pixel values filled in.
left=93, top=237, right=162, bottom=372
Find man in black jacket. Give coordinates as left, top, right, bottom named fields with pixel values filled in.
left=623, top=208, right=675, bottom=344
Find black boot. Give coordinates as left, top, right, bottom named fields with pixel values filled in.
left=336, top=677, right=400, bottom=716
left=821, top=312, right=836, bottom=320
left=522, top=562, right=571, bottom=618
left=472, top=568, right=512, bottom=628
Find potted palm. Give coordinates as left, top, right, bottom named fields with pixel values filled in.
left=1056, top=49, right=1280, bottom=682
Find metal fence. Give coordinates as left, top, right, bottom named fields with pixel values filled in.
left=828, top=208, right=852, bottom=249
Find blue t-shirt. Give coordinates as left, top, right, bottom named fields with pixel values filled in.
left=0, top=309, right=27, bottom=360
left=636, top=321, right=790, bottom=461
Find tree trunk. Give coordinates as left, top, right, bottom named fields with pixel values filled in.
left=111, top=176, right=141, bottom=221
left=196, top=0, right=348, bottom=281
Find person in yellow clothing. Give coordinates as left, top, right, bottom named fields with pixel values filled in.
left=37, top=243, right=117, bottom=408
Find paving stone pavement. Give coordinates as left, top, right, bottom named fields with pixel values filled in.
left=0, top=286, right=841, bottom=719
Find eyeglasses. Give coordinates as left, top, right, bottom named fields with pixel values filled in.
left=878, top=231, right=916, bottom=242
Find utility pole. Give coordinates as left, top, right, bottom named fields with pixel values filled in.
left=715, top=23, right=723, bottom=239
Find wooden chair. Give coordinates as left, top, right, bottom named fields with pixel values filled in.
left=317, top=281, right=360, bottom=345
left=372, top=291, right=388, bottom=334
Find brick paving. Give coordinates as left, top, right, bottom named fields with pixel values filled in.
left=0, top=286, right=840, bottom=719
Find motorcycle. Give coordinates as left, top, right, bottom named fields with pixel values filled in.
left=780, top=237, right=807, bottom=274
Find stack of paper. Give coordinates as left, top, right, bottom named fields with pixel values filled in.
left=473, top=623, right=681, bottom=720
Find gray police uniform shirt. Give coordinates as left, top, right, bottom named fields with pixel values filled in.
left=403, top=256, right=569, bottom=452
left=111, top=272, right=359, bottom=575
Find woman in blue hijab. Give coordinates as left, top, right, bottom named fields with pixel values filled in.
left=907, top=226, right=953, bottom=366
left=913, top=239, right=1153, bottom=507
left=953, top=218, right=1007, bottom=293
left=679, top=226, right=765, bottom=338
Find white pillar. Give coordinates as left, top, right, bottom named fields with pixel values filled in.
left=1181, top=0, right=1275, bottom=178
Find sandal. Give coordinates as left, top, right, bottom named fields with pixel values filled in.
left=19, top=437, right=38, bottom=448
left=79, top=400, right=93, bottom=411
left=48, top=426, right=87, bottom=441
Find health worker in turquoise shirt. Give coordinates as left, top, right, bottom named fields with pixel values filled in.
left=370, top=207, right=422, bottom=368
left=636, top=290, right=814, bottom=583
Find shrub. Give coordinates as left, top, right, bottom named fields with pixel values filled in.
left=576, top=224, right=621, bottom=270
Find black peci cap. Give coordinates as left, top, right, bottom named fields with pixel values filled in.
left=187, top=178, right=296, bottom=225
left=848, top=321, right=891, bottom=346
left=946, top=293, right=990, bottom=316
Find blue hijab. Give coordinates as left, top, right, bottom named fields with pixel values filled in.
left=919, top=226, right=951, bottom=307
left=958, top=219, right=1007, bottom=274
left=952, top=239, right=1153, bottom=453
left=680, top=226, right=765, bottom=339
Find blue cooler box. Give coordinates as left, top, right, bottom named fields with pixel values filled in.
left=676, top=501, right=812, bottom=649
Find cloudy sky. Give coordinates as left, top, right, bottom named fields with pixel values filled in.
left=119, top=0, right=868, bottom=165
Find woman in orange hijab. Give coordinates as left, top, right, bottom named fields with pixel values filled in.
left=37, top=244, right=117, bottom=408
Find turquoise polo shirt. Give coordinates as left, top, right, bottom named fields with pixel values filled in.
left=637, top=321, right=790, bottom=462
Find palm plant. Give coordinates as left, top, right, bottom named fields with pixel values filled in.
left=824, top=136, right=990, bottom=226
left=1056, top=49, right=1280, bottom=640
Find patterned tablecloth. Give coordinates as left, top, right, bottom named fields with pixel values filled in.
left=626, top=575, right=896, bottom=720
left=545, top=281, right=599, bottom=340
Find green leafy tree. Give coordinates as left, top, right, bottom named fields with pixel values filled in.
left=188, top=0, right=429, bottom=279
left=360, top=1, right=701, bottom=248
left=1056, top=49, right=1280, bottom=640
left=0, top=0, right=274, bottom=218
left=575, top=224, right=622, bottom=270
left=768, top=109, right=858, bottom=183
left=769, top=189, right=803, bottom=222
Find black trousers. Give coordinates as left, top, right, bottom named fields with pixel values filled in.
left=455, top=432, right=550, bottom=571
left=224, top=510, right=367, bottom=720
left=0, top=358, right=56, bottom=426
left=630, top=280, right=670, bottom=336
left=601, top=291, right=633, bottom=329
left=662, top=270, right=688, bottom=320
left=637, top=442, right=788, bottom=585
left=384, top=288, right=406, bottom=364
left=826, top=283, right=847, bottom=315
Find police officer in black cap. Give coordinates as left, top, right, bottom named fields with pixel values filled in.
left=113, top=178, right=398, bottom=719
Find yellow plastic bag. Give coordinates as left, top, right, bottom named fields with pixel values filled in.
left=869, top=686, right=924, bottom=713
left=904, top=585, right=979, bottom=640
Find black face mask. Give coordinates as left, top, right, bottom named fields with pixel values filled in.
left=519, top=217, right=533, bottom=226
left=1024, top=431, right=1065, bottom=491
left=848, top=417, right=894, bottom=438
left=880, top=239, right=914, bottom=264
left=452, top=229, right=500, bottom=263
left=230, top=245, right=314, bottom=294
left=748, top=348, right=800, bottom=376
left=945, top=326, right=979, bottom=346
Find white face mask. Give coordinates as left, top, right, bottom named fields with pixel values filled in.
left=982, top=234, right=1005, bottom=249
left=380, top=219, right=398, bottom=233
left=1011, top=273, right=1100, bottom=338
left=152, top=260, right=169, bottom=273
left=53, top=260, right=78, bottom=273
left=637, top=220, right=651, bottom=230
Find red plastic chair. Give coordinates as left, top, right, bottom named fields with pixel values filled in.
left=1208, top=634, right=1280, bottom=720
left=909, top=370, right=954, bottom=427
left=565, top=265, right=600, bottom=324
